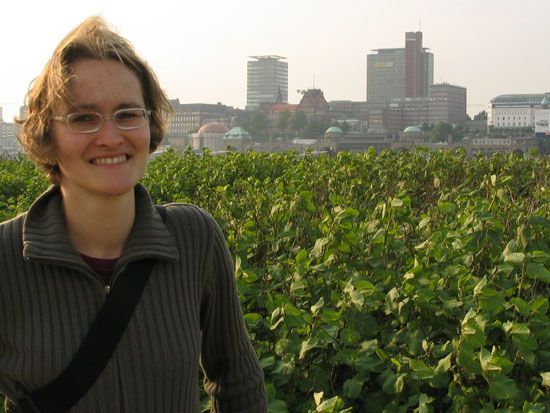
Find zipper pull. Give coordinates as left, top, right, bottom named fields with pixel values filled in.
left=105, top=284, right=111, bottom=295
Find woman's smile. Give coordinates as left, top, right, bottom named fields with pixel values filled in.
left=91, top=154, right=130, bottom=166
left=51, top=58, right=151, bottom=199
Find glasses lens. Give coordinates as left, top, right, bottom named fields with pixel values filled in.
left=67, top=113, right=102, bottom=133
left=114, top=109, right=147, bottom=129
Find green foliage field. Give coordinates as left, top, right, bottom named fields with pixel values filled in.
left=1, top=148, right=549, bottom=412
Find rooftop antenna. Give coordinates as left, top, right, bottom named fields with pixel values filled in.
left=419, top=20, right=422, bottom=32
left=313, top=73, right=315, bottom=89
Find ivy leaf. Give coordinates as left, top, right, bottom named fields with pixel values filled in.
left=391, top=197, right=403, bottom=208
left=478, top=288, right=506, bottom=313
left=409, top=359, right=434, bottom=379
left=381, top=371, right=406, bottom=395
left=314, top=392, right=324, bottom=407
left=480, top=347, right=502, bottom=373
left=315, top=396, right=345, bottom=412
left=295, top=249, right=309, bottom=264
left=496, top=188, right=510, bottom=204
left=270, top=307, right=284, bottom=331
left=488, top=375, right=519, bottom=400
left=371, top=228, right=386, bottom=244
left=311, top=237, right=330, bottom=258
left=438, top=201, right=457, bottom=215
left=510, top=297, right=530, bottom=316
left=526, top=215, right=550, bottom=228
left=340, top=328, right=361, bottom=346
left=290, top=279, right=305, bottom=294
left=503, top=322, right=530, bottom=335
left=434, top=353, right=453, bottom=374
left=299, top=337, right=319, bottom=360
left=243, top=312, right=262, bottom=328
left=404, top=328, right=424, bottom=356
left=526, top=263, right=550, bottom=283
left=474, top=276, right=488, bottom=296
left=529, top=297, right=549, bottom=314
left=311, top=297, right=325, bottom=315
left=504, top=252, right=525, bottom=265
left=503, top=240, right=525, bottom=264
left=418, top=217, right=431, bottom=230
left=267, top=399, right=288, bottom=413
left=343, top=377, right=364, bottom=399
left=418, top=393, right=433, bottom=413
left=531, top=250, right=550, bottom=263
left=457, top=343, right=482, bottom=375
left=345, top=283, right=364, bottom=310
left=355, top=280, right=377, bottom=295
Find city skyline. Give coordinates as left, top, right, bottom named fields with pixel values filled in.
left=1, top=0, right=549, bottom=121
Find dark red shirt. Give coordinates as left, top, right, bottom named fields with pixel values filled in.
left=80, top=254, right=118, bottom=285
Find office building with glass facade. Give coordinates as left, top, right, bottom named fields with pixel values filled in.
left=246, top=56, right=288, bottom=111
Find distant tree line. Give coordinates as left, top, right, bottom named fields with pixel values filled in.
left=238, top=110, right=331, bottom=140
left=239, top=109, right=490, bottom=141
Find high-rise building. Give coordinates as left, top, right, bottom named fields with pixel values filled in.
left=405, top=32, right=423, bottom=98
left=367, top=32, right=433, bottom=103
left=246, top=56, right=288, bottom=111
left=429, top=83, right=467, bottom=125
left=367, top=48, right=406, bottom=103
left=0, top=120, right=19, bottom=156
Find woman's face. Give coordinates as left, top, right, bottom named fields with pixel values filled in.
left=50, top=58, right=151, bottom=199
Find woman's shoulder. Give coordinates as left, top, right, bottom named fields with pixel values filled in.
left=0, top=212, right=26, bottom=236
left=160, top=202, right=212, bottom=219
left=158, top=203, right=220, bottom=234
left=0, top=213, right=26, bottom=269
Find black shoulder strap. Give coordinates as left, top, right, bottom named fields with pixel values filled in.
left=17, top=258, right=155, bottom=413
left=15, top=205, right=167, bottom=413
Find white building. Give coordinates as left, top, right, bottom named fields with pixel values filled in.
left=488, top=93, right=550, bottom=131
left=246, top=56, right=288, bottom=111
left=535, top=96, right=550, bottom=137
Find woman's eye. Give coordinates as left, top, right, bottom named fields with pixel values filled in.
left=71, top=114, right=97, bottom=123
left=117, top=111, right=141, bottom=120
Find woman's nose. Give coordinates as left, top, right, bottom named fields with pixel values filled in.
left=93, top=118, right=125, bottom=146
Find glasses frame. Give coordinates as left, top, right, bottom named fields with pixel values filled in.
left=53, top=108, right=152, bottom=134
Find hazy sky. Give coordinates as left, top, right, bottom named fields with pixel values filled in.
left=1, top=0, right=549, bottom=120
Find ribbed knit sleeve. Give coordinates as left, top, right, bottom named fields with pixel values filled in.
left=199, top=214, right=267, bottom=413
left=0, top=186, right=267, bottom=412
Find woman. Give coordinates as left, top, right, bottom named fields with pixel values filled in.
left=0, top=17, right=267, bottom=412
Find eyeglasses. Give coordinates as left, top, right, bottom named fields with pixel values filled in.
left=53, top=108, right=151, bottom=134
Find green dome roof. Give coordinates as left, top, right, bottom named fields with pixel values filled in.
left=403, top=126, right=421, bottom=133
left=223, top=127, right=251, bottom=140
left=542, top=96, right=550, bottom=107
left=324, top=126, right=344, bottom=137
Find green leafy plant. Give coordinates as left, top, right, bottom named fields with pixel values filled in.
left=1, top=148, right=549, bottom=412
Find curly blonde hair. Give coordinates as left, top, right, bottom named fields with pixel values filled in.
left=18, top=16, right=173, bottom=184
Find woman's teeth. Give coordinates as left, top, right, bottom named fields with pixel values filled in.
left=92, top=155, right=127, bottom=165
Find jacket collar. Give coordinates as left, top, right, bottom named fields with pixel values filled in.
left=22, top=184, right=179, bottom=270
